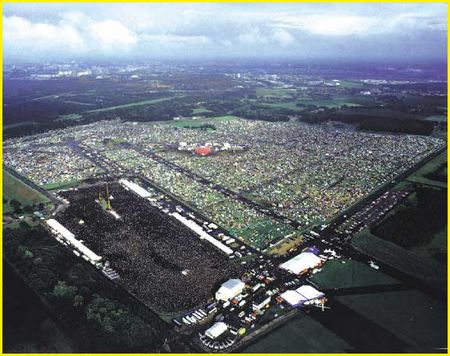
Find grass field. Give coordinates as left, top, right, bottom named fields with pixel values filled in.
left=297, top=97, right=362, bottom=108
left=85, top=96, right=182, bottom=113
left=259, top=101, right=304, bottom=111
left=310, top=259, right=446, bottom=351
left=312, top=259, right=396, bottom=289
left=192, top=107, right=212, bottom=114
left=260, top=97, right=362, bottom=111
left=42, top=179, right=82, bottom=191
left=338, top=80, right=365, bottom=89
left=3, top=171, right=49, bottom=212
left=256, top=88, right=296, bottom=99
left=406, top=150, right=447, bottom=188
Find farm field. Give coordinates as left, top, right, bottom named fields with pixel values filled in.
left=3, top=171, right=49, bottom=213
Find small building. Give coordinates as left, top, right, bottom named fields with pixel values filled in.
left=279, top=252, right=322, bottom=275
left=205, top=322, right=228, bottom=339
left=215, top=279, right=245, bottom=301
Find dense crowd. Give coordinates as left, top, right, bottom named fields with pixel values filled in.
left=58, top=183, right=244, bottom=312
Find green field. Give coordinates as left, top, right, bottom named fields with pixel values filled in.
left=42, top=179, right=82, bottom=191
left=256, top=88, right=296, bottom=99
left=406, top=150, right=447, bottom=188
left=259, top=101, right=304, bottom=111
left=192, top=107, right=212, bottom=114
left=230, top=219, right=295, bottom=249
left=3, top=171, right=50, bottom=212
left=297, top=97, right=362, bottom=108
left=312, top=259, right=396, bottom=289
left=260, top=97, right=362, bottom=111
left=85, top=96, right=182, bottom=114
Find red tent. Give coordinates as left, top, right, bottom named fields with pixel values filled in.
left=195, top=146, right=212, bottom=156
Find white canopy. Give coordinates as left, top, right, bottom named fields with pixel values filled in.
left=215, top=279, right=245, bottom=301
left=279, top=252, right=322, bottom=274
left=280, top=290, right=307, bottom=306
left=205, top=322, right=228, bottom=339
left=296, top=285, right=324, bottom=301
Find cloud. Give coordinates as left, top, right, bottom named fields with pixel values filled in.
left=3, top=3, right=447, bottom=61
left=274, top=9, right=447, bottom=37
left=3, top=13, right=137, bottom=58
left=237, top=28, right=268, bottom=45
left=89, top=20, right=137, bottom=49
left=271, top=29, right=295, bottom=46
left=141, top=34, right=211, bottom=46
left=4, top=15, right=84, bottom=51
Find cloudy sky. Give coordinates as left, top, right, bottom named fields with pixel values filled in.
left=3, top=3, right=448, bottom=63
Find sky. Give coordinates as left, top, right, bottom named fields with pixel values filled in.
left=3, top=3, right=448, bottom=63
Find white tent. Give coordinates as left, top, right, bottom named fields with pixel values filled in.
left=296, top=285, right=324, bottom=301
left=279, top=252, right=322, bottom=275
left=205, top=322, right=228, bottom=339
left=215, top=279, right=245, bottom=301
left=119, top=179, right=151, bottom=198
left=280, top=290, right=307, bottom=306
left=46, top=219, right=102, bottom=263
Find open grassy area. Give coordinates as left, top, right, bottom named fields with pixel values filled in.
left=42, top=179, right=82, bottom=191
left=310, top=259, right=446, bottom=352
left=266, top=233, right=305, bottom=257
left=406, top=150, right=447, bottom=188
left=336, top=289, right=446, bottom=352
left=3, top=171, right=49, bottom=212
left=312, top=259, right=397, bottom=289
left=192, top=107, right=212, bottom=114
left=259, top=101, right=304, bottom=111
left=243, top=313, right=351, bottom=353
left=297, top=97, right=362, bottom=108
left=352, top=229, right=445, bottom=286
left=260, top=96, right=362, bottom=111
left=85, top=96, right=181, bottom=113
left=256, top=88, right=296, bottom=99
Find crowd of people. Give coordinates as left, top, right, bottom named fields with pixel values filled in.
left=57, top=183, right=244, bottom=312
